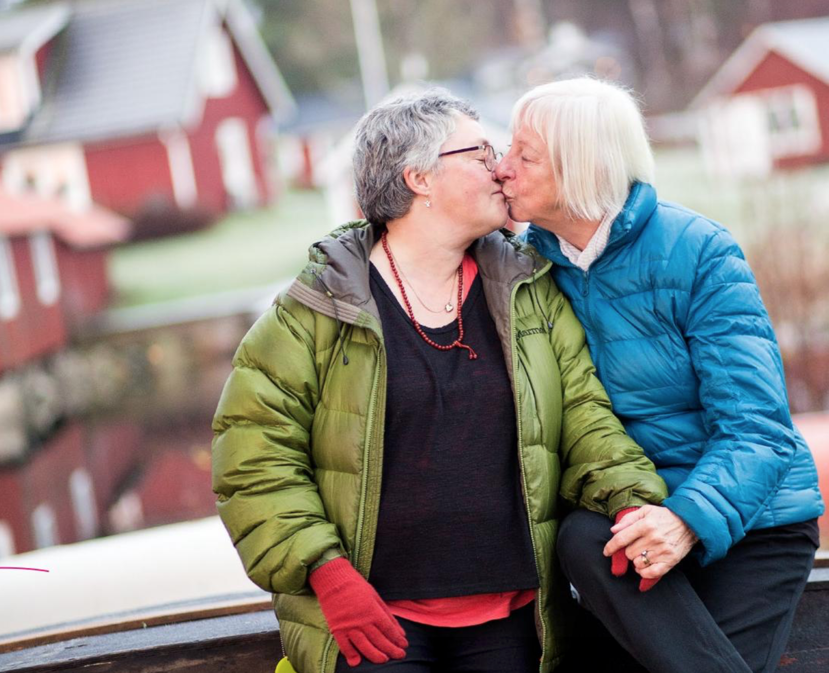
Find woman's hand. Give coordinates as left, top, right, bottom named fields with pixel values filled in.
left=603, top=505, right=697, bottom=586
left=309, top=558, right=408, bottom=667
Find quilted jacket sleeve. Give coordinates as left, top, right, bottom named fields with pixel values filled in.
left=663, top=227, right=798, bottom=565
left=550, top=284, right=668, bottom=517
left=212, top=299, right=343, bottom=594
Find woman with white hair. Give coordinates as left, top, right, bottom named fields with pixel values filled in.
left=495, top=77, right=823, bottom=673
left=212, top=88, right=666, bottom=673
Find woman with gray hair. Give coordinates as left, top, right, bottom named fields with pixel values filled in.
left=495, top=77, right=823, bottom=672
left=212, top=88, right=666, bottom=673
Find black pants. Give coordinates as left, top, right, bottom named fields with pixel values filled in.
left=556, top=510, right=819, bottom=673
left=334, top=602, right=541, bottom=672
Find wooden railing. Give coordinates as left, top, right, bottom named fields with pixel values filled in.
left=1, top=553, right=826, bottom=673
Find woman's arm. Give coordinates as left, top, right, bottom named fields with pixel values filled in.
left=548, top=283, right=668, bottom=516
left=660, top=226, right=800, bottom=565
left=212, top=298, right=343, bottom=595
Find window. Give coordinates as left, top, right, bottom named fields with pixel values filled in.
left=0, top=235, right=20, bottom=320
left=29, top=231, right=60, bottom=306
left=0, top=521, right=15, bottom=559
left=70, top=469, right=98, bottom=540
left=32, top=503, right=59, bottom=549
left=764, top=85, right=822, bottom=158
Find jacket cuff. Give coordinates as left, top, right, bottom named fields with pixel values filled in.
left=606, top=491, right=660, bottom=520
left=308, top=547, right=346, bottom=573
left=663, top=493, right=728, bottom=565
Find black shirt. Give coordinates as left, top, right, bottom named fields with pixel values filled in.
left=367, top=263, right=538, bottom=601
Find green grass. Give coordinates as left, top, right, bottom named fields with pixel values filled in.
left=109, top=189, right=334, bottom=307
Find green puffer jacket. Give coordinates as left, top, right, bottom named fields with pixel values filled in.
left=212, top=221, right=667, bottom=673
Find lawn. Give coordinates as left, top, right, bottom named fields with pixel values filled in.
left=109, top=189, right=336, bottom=307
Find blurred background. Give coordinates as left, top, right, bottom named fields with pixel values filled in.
left=0, top=0, right=828, bottom=635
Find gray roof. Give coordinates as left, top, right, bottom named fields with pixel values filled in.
left=0, top=3, right=68, bottom=53
left=23, top=0, right=207, bottom=145
left=1, top=0, right=294, bottom=147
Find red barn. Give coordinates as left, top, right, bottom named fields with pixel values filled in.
left=693, top=16, right=829, bottom=178
left=0, top=0, right=294, bottom=236
left=0, top=189, right=128, bottom=558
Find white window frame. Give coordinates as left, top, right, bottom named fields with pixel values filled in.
left=29, top=231, right=60, bottom=306
left=0, top=521, right=15, bottom=559
left=764, top=84, right=822, bottom=158
left=0, top=235, right=21, bottom=320
left=69, top=468, right=98, bottom=540
left=161, top=131, right=198, bottom=208
left=32, top=503, right=59, bottom=549
left=215, top=117, right=258, bottom=209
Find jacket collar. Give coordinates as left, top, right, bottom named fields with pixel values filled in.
left=526, top=182, right=658, bottom=270
left=286, top=220, right=548, bottom=329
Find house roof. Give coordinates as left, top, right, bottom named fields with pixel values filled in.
left=692, top=16, right=829, bottom=107
left=1, top=0, right=294, bottom=147
left=0, top=190, right=130, bottom=248
left=0, top=3, right=68, bottom=53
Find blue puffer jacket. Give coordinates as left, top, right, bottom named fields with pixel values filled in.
left=526, top=182, right=824, bottom=565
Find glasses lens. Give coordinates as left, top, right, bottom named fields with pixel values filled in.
left=484, top=146, right=501, bottom=171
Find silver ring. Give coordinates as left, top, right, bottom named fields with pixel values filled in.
left=640, top=550, right=651, bottom=567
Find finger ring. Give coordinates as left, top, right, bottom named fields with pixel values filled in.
left=640, top=550, right=651, bottom=567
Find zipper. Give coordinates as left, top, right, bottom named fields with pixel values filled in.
left=509, top=268, right=548, bottom=671
left=352, top=340, right=386, bottom=574
left=321, top=333, right=386, bottom=673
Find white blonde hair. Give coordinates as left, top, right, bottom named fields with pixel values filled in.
left=511, top=77, right=654, bottom=221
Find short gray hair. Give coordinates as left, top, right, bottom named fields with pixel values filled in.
left=353, top=89, right=478, bottom=225
left=512, top=78, right=654, bottom=221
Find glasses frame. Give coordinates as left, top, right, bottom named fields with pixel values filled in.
left=438, top=144, right=503, bottom=171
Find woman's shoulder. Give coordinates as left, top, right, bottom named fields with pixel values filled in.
left=475, top=227, right=553, bottom=278
left=635, top=201, right=746, bottom=279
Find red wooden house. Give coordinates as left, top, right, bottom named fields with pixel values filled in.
left=0, top=189, right=129, bottom=557
left=0, top=0, right=294, bottom=235
left=693, top=16, right=829, bottom=178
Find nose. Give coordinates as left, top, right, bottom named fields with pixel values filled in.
left=494, top=156, right=512, bottom=181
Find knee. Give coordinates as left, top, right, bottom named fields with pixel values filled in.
left=557, top=509, right=614, bottom=578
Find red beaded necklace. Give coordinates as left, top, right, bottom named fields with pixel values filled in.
left=381, top=231, right=478, bottom=360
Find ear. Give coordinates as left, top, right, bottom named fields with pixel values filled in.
left=402, top=166, right=432, bottom=199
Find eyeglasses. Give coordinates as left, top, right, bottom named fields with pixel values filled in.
left=438, top=144, right=503, bottom=171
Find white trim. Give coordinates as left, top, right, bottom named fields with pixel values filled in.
left=32, top=503, right=59, bottom=549
left=29, top=230, right=61, bottom=306
left=693, top=20, right=829, bottom=108
left=160, top=130, right=199, bottom=208
left=0, top=53, right=29, bottom=131
left=69, top=468, right=98, bottom=541
left=0, top=235, right=21, bottom=321
left=17, top=5, right=71, bottom=57
left=0, top=521, right=15, bottom=559
left=179, top=0, right=215, bottom=129
left=199, top=22, right=237, bottom=99
left=224, top=0, right=296, bottom=121
left=215, top=117, right=258, bottom=208
left=691, top=27, right=771, bottom=108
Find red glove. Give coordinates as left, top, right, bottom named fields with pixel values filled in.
left=610, top=507, right=659, bottom=593
left=309, top=557, right=408, bottom=667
